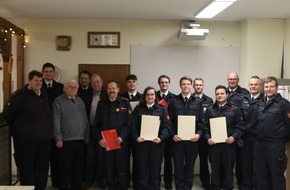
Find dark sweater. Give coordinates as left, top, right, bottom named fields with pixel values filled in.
left=3, top=86, right=53, bottom=143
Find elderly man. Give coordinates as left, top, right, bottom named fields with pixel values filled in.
left=80, top=74, right=108, bottom=189
left=52, top=79, right=90, bottom=190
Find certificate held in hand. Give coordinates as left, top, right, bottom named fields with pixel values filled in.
left=140, top=115, right=160, bottom=141
left=101, top=129, right=121, bottom=151
left=178, top=115, right=196, bottom=140
left=209, top=117, right=228, bottom=143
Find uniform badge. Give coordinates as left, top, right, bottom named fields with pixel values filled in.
left=166, top=114, right=170, bottom=120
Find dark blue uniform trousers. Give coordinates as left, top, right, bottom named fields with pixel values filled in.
left=254, top=140, right=287, bottom=190
left=209, top=143, right=236, bottom=190
left=240, top=136, right=256, bottom=190
left=104, top=139, right=128, bottom=190
left=135, top=141, right=165, bottom=190
left=172, top=141, right=198, bottom=190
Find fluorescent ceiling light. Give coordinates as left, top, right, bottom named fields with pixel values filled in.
left=195, top=0, right=237, bottom=19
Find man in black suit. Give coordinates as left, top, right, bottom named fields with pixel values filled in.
left=41, top=62, right=63, bottom=189
left=193, top=78, right=213, bottom=190
left=78, top=70, right=92, bottom=96
left=156, top=74, right=176, bottom=190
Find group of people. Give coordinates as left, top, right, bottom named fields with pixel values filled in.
left=2, top=62, right=290, bottom=190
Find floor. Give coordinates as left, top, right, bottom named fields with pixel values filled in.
left=12, top=176, right=239, bottom=190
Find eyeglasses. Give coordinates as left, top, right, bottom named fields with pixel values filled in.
left=227, top=78, right=238, bottom=81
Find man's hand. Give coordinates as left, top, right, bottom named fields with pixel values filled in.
left=56, top=141, right=63, bottom=148
left=173, top=135, right=182, bottom=142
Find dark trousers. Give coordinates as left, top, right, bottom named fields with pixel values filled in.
left=172, top=141, right=198, bottom=190
left=240, top=136, right=256, bottom=190
left=135, top=141, right=165, bottom=190
left=209, top=143, right=236, bottom=190
left=83, top=130, right=105, bottom=184
left=197, top=138, right=210, bottom=188
left=235, top=145, right=243, bottom=188
left=58, top=140, right=86, bottom=190
left=163, top=138, right=174, bottom=187
left=104, top=139, right=128, bottom=190
left=13, top=138, right=50, bottom=190
left=50, top=139, right=59, bottom=187
left=254, top=140, right=287, bottom=190
left=127, top=138, right=138, bottom=188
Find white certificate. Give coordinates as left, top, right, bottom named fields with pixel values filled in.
left=210, top=117, right=228, bottom=143
left=130, top=101, right=139, bottom=111
left=178, top=115, right=196, bottom=140
left=140, top=115, right=160, bottom=141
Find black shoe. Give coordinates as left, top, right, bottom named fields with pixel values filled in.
left=202, top=184, right=210, bottom=190
left=165, top=184, right=172, bottom=190
left=97, top=182, right=107, bottom=189
left=80, top=183, right=91, bottom=190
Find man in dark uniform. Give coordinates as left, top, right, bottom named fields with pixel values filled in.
left=254, top=76, right=290, bottom=190
left=78, top=70, right=92, bottom=96
left=41, top=62, right=64, bottom=188
left=80, top=74, right=108, bottom=189
left=168, top=76, right=205, bottom=190
left=226, top=72, right=249, bottom=107
left=120, top=74, right=142, bottom=101
left=226, top=71, right=248, bottom=188
left=193, top=78, right=213, bottom=190
left=3, top=70, right=52, bottom=190
left=204, top=85, right=244, bottom=190
left=96, top=80, right=132, bottom=190
left=240, top=76, right=264, bottom=190
left=120, top=74, right=142, bottom=189
left=156, top=74, right=176, bottom=190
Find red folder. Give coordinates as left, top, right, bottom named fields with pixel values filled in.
left=158, top=99, right=168, bottom=109
left=101, top=129, right=121, bottom=151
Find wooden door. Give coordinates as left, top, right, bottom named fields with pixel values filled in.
left=78, top=64, right=130, bottom=94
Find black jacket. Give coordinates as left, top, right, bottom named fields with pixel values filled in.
left=79, top=88, right=108, bottom=121
left=256, top=93, right=290, bottom=142
left=3, top=86, right=53, bottom=143
left=168, top=93, right=205, bottom=137
left=131, top=103, right=171, bottom=141
left=41, top=79, right=64, bottom=109
left=227, top=85, right=249, bottom=107
left=120, top=91, right=142, bottom=102
left=204, top=102, right=244, bottom=141
left=95, top=96, right=132, bottom=141
left=240, top=93, right=264, bottom=137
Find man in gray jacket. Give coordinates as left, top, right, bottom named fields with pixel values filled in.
left=52, top=79, right=90, bottom=190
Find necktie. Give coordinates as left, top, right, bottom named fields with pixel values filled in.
left=162, top=94, right=165, bottom=99
left=184, top=97, right=188, bottom=103
left=130, top=94, right=134, bottom=100
left=71, top=98, right=75, bottom=104
left=251, top=97, right=254, bottom=102
left=48, top=83, right=51, bottom=89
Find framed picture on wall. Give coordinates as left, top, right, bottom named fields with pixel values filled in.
left=88, top=32, right=120, bottom=48
left=56, top=35, right=72, bottom=51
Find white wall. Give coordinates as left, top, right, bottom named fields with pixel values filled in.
left=240, top=18, right=286, bottom=87
left=12, top=19, right=240, bottom=84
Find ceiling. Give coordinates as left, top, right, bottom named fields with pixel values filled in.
left=1, top=0, right=290, bottom=21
